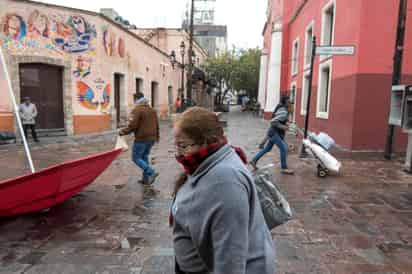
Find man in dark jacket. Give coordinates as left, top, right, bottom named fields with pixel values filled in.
left=119, top=92, right=160, bottom=185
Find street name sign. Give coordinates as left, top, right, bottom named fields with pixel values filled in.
left=315, top=45, right=355, bottom=55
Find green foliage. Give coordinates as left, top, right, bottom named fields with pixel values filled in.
left=202, top=47, right=261, bottom=104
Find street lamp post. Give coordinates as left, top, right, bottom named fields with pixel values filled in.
left=180, top=41, right=186, bottom=100
left=299, top=36, right=317, bottom=158
left=170, top=41, right=187, bottom=112
left=187, top=0, right=195, bottom=102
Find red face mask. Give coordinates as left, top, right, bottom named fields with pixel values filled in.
left=175, top=142, right=224, bottom=175
left=175, top=141, right=248, bottom=175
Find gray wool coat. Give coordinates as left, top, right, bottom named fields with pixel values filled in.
left=172, top=144, right=276, bottom=274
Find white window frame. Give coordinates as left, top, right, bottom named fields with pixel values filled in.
left=320, top=0, right=336, bottom=60
left=300, top=70, right=311, bottom=116
left=304, top=21, right=315, bottom=70
left=291, top=37, right=300, bottom=76
left=290, top=81, right=297, bottom=122
left=316, top=59, right=333, bottom=119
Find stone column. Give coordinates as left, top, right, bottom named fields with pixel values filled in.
left=264, top=21, right=283, bottom=118
left=257, top=51, right=268, bottom=113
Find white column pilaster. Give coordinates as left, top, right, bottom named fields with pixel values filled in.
left=265, top=22, right=283, bottom=113
left=258, top=53, right=268, bottom=110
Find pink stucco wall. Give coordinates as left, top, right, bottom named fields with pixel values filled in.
left=0, top=0, right=181, bottom=134
left=272, top=0, right=410, bottom=150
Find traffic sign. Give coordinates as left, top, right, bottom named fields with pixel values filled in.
left=315, top=45, right=355, bottom=55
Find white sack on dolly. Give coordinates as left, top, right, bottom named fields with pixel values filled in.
left=303, top=139, right=341, bottom=173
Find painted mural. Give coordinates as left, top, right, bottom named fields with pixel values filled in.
left=0, top=7, right=141, bottom=116
left=102, top=26, right=126, bottom=58
left=1, top=10, right=96, bottom=57
left=53, top=15, right=96, bottom=53
left=27, top=10, right=50, bottom=38
left=73, top=55, right=91, bottom=78
left=118, top=37, right=125, bottom=58
left=0, top=55, right=11, bottom=112
left=102, top=26, right=116, bottom=57
left=77, top=80, right=110, bottom=112
left=2, top=13, right=26, bottom=41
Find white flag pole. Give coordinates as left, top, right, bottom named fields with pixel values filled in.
left=0, top=45, right=35, bottom=173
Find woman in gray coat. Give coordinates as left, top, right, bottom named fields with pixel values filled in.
left=171, top=107, right=276, bottom=274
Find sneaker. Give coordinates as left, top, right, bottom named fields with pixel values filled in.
left=249, top=161, right=258, bottom=171
left=281, top=168, right=294, bottom=175
left=144, top=172, right=159, bottom=186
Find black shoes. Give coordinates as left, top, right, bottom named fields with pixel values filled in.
left=139, top=172, right=159, bottom=186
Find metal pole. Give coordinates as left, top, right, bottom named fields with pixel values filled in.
left=181, top=51, right=185, bottom=100
left=384, top=0, right=408, bottom=160
left=0, top=45, right=35, bottom=173
left=407, top=132, right=412, bottom=174
left=187, top=0, right=195, bottom=102
left=299, top=36, right=317, bottom=158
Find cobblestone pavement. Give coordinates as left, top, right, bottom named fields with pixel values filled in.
left=0, top=107, right=412, bottom=274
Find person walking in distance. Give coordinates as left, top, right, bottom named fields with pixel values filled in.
left=19, top=97, right=39, bottom=142
left=250, top=95, right=294, bottom=174
left=119, top=92, right=159, bottom=185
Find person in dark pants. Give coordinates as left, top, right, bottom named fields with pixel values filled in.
left=250, top=95, right=294, bottom=174
left=119, top=92, right=160, bottom=185
left=19, top=97, right=39, bottom=142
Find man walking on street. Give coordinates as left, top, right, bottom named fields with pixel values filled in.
left=19, top=97, right=39, bottom=142
left=120, top=92, right=160, bottom=185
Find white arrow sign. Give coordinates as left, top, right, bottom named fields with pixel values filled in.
left=315, top=46, right=355, bottom=55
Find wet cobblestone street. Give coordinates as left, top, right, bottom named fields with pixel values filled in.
left=1, top=108, right=412, bottom=274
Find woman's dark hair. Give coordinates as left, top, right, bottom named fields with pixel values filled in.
left=134, top=92, right=144, bottom=101
left=280, top=95, right=290, bottom=105
left=175, top=107, right=224, bottom=146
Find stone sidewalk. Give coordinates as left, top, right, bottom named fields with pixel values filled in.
left=0, top=109, right=412, bottom=274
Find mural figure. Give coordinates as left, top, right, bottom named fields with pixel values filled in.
left=54, top=15, right=96, bottom=53
left=77, top=81, right=110, bottom=111
left=28, top=10, right=50, bottom=38
left=2, top=14, right=26, bottom=40
left=55, top=21, right=73, bottom=39
left=118, top=37, right=125, bottom=58
left=73, top=55, right=91, bottom=78
left=102, top=27, right=116, bottom=56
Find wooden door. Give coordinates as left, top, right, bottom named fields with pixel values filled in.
left=151, top=81, right=158, bottom=109
left=19, top=64, right=64, bottom=130
left=114, top=74, right=121, bottom=127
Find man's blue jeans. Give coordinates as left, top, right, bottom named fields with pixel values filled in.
left=252, top=132, right=288, bottom=169
left=132, top=140, right=155, bottom=179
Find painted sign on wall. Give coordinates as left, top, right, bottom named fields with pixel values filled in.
left=73, top=55, right=92, bottom=78
left=77, top=79, right=110, bottom=112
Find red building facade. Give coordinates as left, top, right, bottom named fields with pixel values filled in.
left=258, top=0, right=412, bottom=151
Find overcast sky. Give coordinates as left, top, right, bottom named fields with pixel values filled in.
left=36, top=0, right=266, bottom=49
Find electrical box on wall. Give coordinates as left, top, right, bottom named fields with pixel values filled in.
left=402, top=86, right=412, bottom=132
left=389, top=85, right=405, bottom=126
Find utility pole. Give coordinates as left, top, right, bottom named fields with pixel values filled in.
left=187, top=0, right=195, bottom=102
left=384, top=0, right=408, bottom=160
left=299, top=36, right=317, bottom=158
